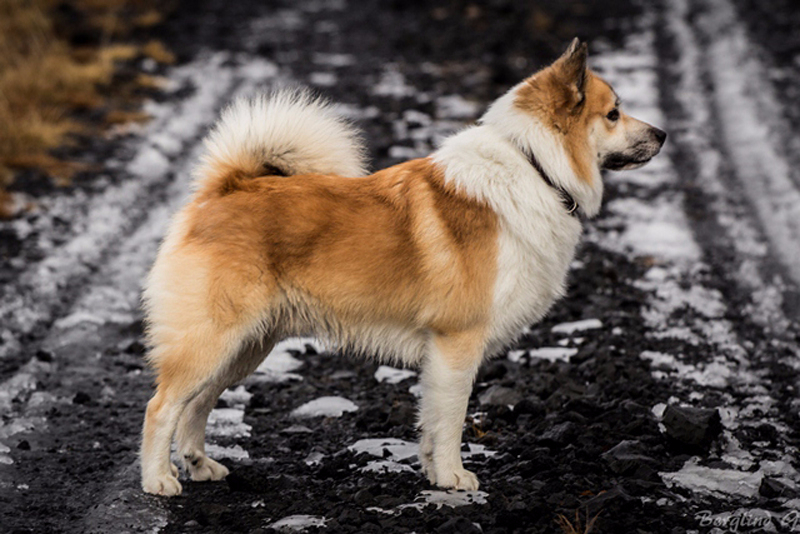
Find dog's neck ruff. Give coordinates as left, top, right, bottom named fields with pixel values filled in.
left=522, top=147, right=579, bottom=218
left=476, top=84, right=603, bottom=218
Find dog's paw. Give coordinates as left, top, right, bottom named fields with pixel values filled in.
left=435, top=467, right=480, bottom=491
left=142, top=474, right=183, bottom=496
left=189, top=457, right=229, bottom=482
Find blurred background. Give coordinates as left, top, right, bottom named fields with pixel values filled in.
left=1, top=1, right=800, bottom=533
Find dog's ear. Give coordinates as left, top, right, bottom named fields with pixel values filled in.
left=553, top=37, right=588, bottom=111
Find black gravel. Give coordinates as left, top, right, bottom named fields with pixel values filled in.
left=2, top=1, right=800, bottom=533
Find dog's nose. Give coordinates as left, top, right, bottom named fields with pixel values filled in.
left=652, top=128, right=667, bottom=145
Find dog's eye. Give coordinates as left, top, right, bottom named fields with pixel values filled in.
left=606, top=109, right=620, bottom=121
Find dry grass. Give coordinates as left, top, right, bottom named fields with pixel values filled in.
left=556, top=509, right=599, bottom=534
left=0, top=0, right=174, bottom=217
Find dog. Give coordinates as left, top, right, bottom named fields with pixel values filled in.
left=140, top=38, right=666, bottom=496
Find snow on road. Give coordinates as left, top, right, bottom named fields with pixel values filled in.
left=2, top=0, right=800, bottom=530
left=662, top=0, right=798, bottom=335
left=291, top=396, right=359, bottom=418
left=590, top=1, right=800, bottom=504
left=0, top=47, right=301, bottom=533
left=0, top=53, right=247, bottom=359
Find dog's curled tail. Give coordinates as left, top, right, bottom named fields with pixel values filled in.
left=194, top=88, right=368, bottom=195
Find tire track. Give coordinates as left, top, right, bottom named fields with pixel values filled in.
left=0, top=52, right=287, bottom=533
left=589, top=5, right=800, bottom=510
left=0, top=53, right=269, bottom=364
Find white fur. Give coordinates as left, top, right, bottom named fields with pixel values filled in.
left=478, top=83, right=604, bottom=217
left=194, top=88, right=368, bottom=187
left=432, top=90, right=593, bottom=356
left=418, top=351, right=480, bottom=490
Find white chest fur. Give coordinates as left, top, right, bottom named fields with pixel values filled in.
left=432, top=123, right=588, bottom=357
left=488, top=216, right=581, bottom=354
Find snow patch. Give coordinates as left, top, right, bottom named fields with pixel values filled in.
left=309, top=72, right=337, bottom=87
left=206, top=443, right=249, bottom=461
left=368, top=490, right=489, bottom=516
left=417, top=489, right=488, bottom=508
left=361, top=460, right=416, bottom=474
left=207, top=408, right=251, bottom=438
left=551, top=318, right=603, bottom=335
left=128, top=145, right=170, bottom=179
left=602, top=197, right=701, bottom=264
left=528, top=347, right=578, bottom=362
left=268, top=515, right=327, bottom=532
left=462, top=442, right=496, bottom=460
left=408, top=384, right=423, bottom=398
left=435, top=95, right=480, bottom=120
left=0, top=442, right=12, bottom=465
left=291, top=396, right=358, bottom=418
left=220, top=385, right=253, bottom=407
left=374, top=365, right=417, bottom=384
left=349, top=438, right=418, bottom=462
left=372, top=65, right=415, bottom=98
left=253, top=337, right=320, bottom=382
left=640, top=351, right=734, bottom=388
left=661, top=458, right=763, bottom=498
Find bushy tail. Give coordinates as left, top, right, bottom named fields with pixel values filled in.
left=193, top=88, right=368, bottom=195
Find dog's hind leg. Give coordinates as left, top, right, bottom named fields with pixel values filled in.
left=418, top=329, right=483, bottom=491
left=141, top=324, right=257, bottom=496
left=174, top=337, right=277, bottom=482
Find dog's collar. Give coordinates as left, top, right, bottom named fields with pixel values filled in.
left=523, top=148, right=579, bottom=217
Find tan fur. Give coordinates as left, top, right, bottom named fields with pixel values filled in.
left=516, top=67, right=618, bottom=184
left=141, top=157, right=499, bottom=494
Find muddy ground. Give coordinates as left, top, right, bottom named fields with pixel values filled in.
left=1, top=0, right=800, bottom=533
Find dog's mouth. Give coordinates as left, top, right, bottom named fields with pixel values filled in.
left=601, top=154, right=653, bottom=171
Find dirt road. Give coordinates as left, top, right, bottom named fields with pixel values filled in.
left=1, top=0, right=798, bottom=532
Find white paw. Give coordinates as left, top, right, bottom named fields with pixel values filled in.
left=189, top=457, right=229, bottom=482
left=142, top=473, right=183, bottom=496
left=434, top=467, right=480, bottom=491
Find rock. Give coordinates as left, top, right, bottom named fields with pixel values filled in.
left=354, top=488, right=374, bottom=506
left=477, top=360, right=508, bottom=382
left=73, top=391, right=91, bottom=405
left=486, top=403, right=515, bottom=425
left=601, top=440, right=657, bottom=474
left=226, top=469, right=273, bottom=493
left=196, top=503, right=231, bottom=526
left=386, top=401, right=415, bottom=427
left=760, top=477, right=794, bottom=499
left=538, top=421, right=577, bottom=447
left=545, top=382, right=585, bottom=409
left=16, top=440, right=30, bottom=450
left=123, top=339, right=146, bottom=355
left=582, top=486, right=634, bottom=514
left=513, top=397, right=546, bottom=419
left=35, top=349, right=53, bottom=362
left=436, top=517, right=481, bottom=534
left=661, top=405, right=722, bottom=450
left=478, top=385, right=522, bottom=407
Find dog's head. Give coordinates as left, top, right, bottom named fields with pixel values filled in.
left=481, top=38, right=666, bottom=216
left=519, top=38, right=666, bottom=173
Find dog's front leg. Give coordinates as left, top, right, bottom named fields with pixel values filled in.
left=418, top=330, right=482, bottom=491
